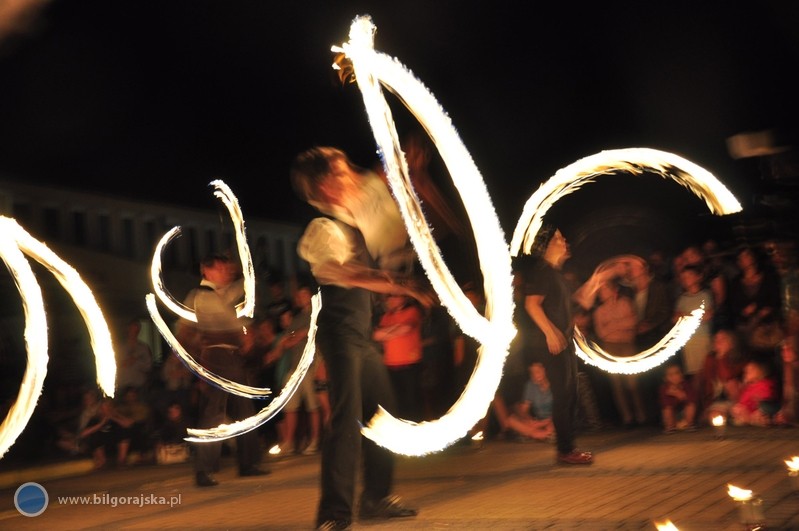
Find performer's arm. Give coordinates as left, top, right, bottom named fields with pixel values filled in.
left=525, top=294, right=566, bottom=355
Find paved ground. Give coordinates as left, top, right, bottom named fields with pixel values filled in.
left=1, top=425, right=798, bottom=530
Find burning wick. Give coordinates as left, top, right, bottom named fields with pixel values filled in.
left=785, top=456, right=799, bottom=476
left=727, top=484, right=753, bottom=501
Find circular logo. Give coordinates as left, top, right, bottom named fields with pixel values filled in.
left=14, top=482, right=49, bottom=517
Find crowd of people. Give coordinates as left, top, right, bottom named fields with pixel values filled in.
left=5, top=141, right=798, bottom=530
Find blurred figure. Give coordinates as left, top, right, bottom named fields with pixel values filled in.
left=673, top=264, right=715, bottom=387
left=374, top=294, right=424, bottom=422
left=115, top=385, right=154, bottom=464
left=503, top=362, right=555, bottom=442
left=115, top=318, right=153, bottom=395
left=593, top=278, right=646, bottom=427
left=271, top=285, right=321, bottom=456
left=731, top=360, right=779, bottom=426
left=729, top=246, right=783, bottom=355
left=80, top=397, right=134, bottom=469
left=697, top=329, right=745, bottom=424
left=292, top=146, right=432, bottom=529
left=774, top=335, right=799, bottom=426
left=176, top=253, right=268, bottom=487
left=659, top=363, right=697, bottom=433
left=154, top=401, right=191, bottom=465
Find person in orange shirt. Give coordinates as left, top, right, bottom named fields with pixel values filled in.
left=374, top=294, right=425, bottom=422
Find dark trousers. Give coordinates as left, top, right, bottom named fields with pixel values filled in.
left=316, top=330, right=397, bottom=523
left=194, top=347, right=261, bottom=474
left=543, top=347, right=578, bottom=454
left=387, top=362, right=423, bottom=422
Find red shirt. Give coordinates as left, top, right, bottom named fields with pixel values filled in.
left=378, top=304, right=423, bottom=367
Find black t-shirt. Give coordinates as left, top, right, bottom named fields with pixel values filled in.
left=523, top=259, right=573, bottom=354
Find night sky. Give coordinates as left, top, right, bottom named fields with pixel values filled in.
left=1, top=1, right=798, bottom=273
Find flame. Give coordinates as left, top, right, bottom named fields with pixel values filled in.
left=511, top=148, right=741, bottom=374
left=727, top=484, right=753, bottom=501
left=785, top=456, right=799, bottom=473
left=333, top=15, right=515, bottom=456
left=654, top=520, right=680, bottom=531
left=0, top=217, right=116, bottom=458
left=712, top=415, right=726, bottom=427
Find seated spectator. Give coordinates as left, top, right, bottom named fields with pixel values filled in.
left=659, top=363, right=698, bottom=433
left=115, top=386, right=154, bottom=464
left=697, top=329, right=745, bottom=424
left=775, top=336, right=799, bottom=426
left=154, top=401, right=191, bottom=465
left=56, top=387, right=102, bottom=457
left=731, top=360, right=779, bottom=427
left=81, top=397, right=134, bottom=469
left=494, top=362, right=555, bottom=442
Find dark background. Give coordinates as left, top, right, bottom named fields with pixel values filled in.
left=1, top=0, right=798, bottom=275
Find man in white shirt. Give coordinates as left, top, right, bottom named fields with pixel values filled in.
left=291, top=147, right=432, bottom=531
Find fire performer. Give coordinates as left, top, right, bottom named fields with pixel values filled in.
left=521, top=225, right=593, bottom=465
left=291, top=147, right=433, bottom=530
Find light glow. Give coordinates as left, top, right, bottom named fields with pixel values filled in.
left=334, top=15, right=515, bottom=455
left=510, top=148, right=740, bottom=374
left=574, top=304, right=705, bottom=374
left=0, top=217, right=116, bottom=458
left=654, top=520, right=680, bottom=531
left=785, top=456, right=799, bottom=474
left=712, top=414, right=726, bottom=428
left=150, top=180, right=256, bottom=323
left=727, top=484, right=753, bottom=502
left=184, top=291, right=321, bottom=442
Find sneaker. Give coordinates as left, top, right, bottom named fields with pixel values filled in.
left=358, top=495, right=418, bottom=519
left=302, top=440, right=320, bottom=455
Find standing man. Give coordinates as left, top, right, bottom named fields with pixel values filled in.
left=291, top=147, right=432, bottom=531
left=176, top=253, right=268, bottom=487
left=522, top=225, right=593, bottom=465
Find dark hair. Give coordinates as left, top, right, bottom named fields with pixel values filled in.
left=530, top=224, right=558, bottom=257
left=290, top=146, right=350, bottom=202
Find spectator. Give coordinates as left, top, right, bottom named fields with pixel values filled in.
left=659, top=363, right=698, bottom=433
left=154, top=401, right=191, bottom=465
left=697, top=329, right=745, bottom=424
left=115, top=386, right=154, bottom=464
left=592, top=278, right=646, bottom=427
left=731, top=360, right=779, bottom=427
left=374, top=294, right=424, bottom=422
left=115, top=318, right=153, bottom=395
left=673, top=264, right=715, bottom=387
left=775, top=336, right=799, bottom=426
left=80, top=397, right=134, bottom=469
left=729, top=246, right=783, bottom=355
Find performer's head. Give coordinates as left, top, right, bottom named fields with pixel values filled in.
left=290, top=146, right=361, bottom=208
left=531, top=224, right=570, bottom=268
left=200, top=253, right=236, bottom=286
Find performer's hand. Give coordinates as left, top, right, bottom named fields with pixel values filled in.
left=545, top=329, right=567, bottom=355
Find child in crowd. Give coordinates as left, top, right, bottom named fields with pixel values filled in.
left=697, top=329, right=745, bottom=424
left=659, top=363, right=698, bottom=433
left=731, top=360, right=779, bottom=426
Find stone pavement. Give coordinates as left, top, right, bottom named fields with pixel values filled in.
left=1, top=425, right=798, bottom=530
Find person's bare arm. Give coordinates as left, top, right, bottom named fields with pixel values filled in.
left=525, top=294, right=566, bottom=355
left=313, top=261, right=435, bottom=308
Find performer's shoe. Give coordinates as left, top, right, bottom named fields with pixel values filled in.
left=239, top=466, right=270, bottom=477
left=316, top=518, right=352, bottom=530
left=359, top=495, right=418, bottom=519
left=556, top=450, right=594, bottom=465
left=195, top=472, right=219, bottom=487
